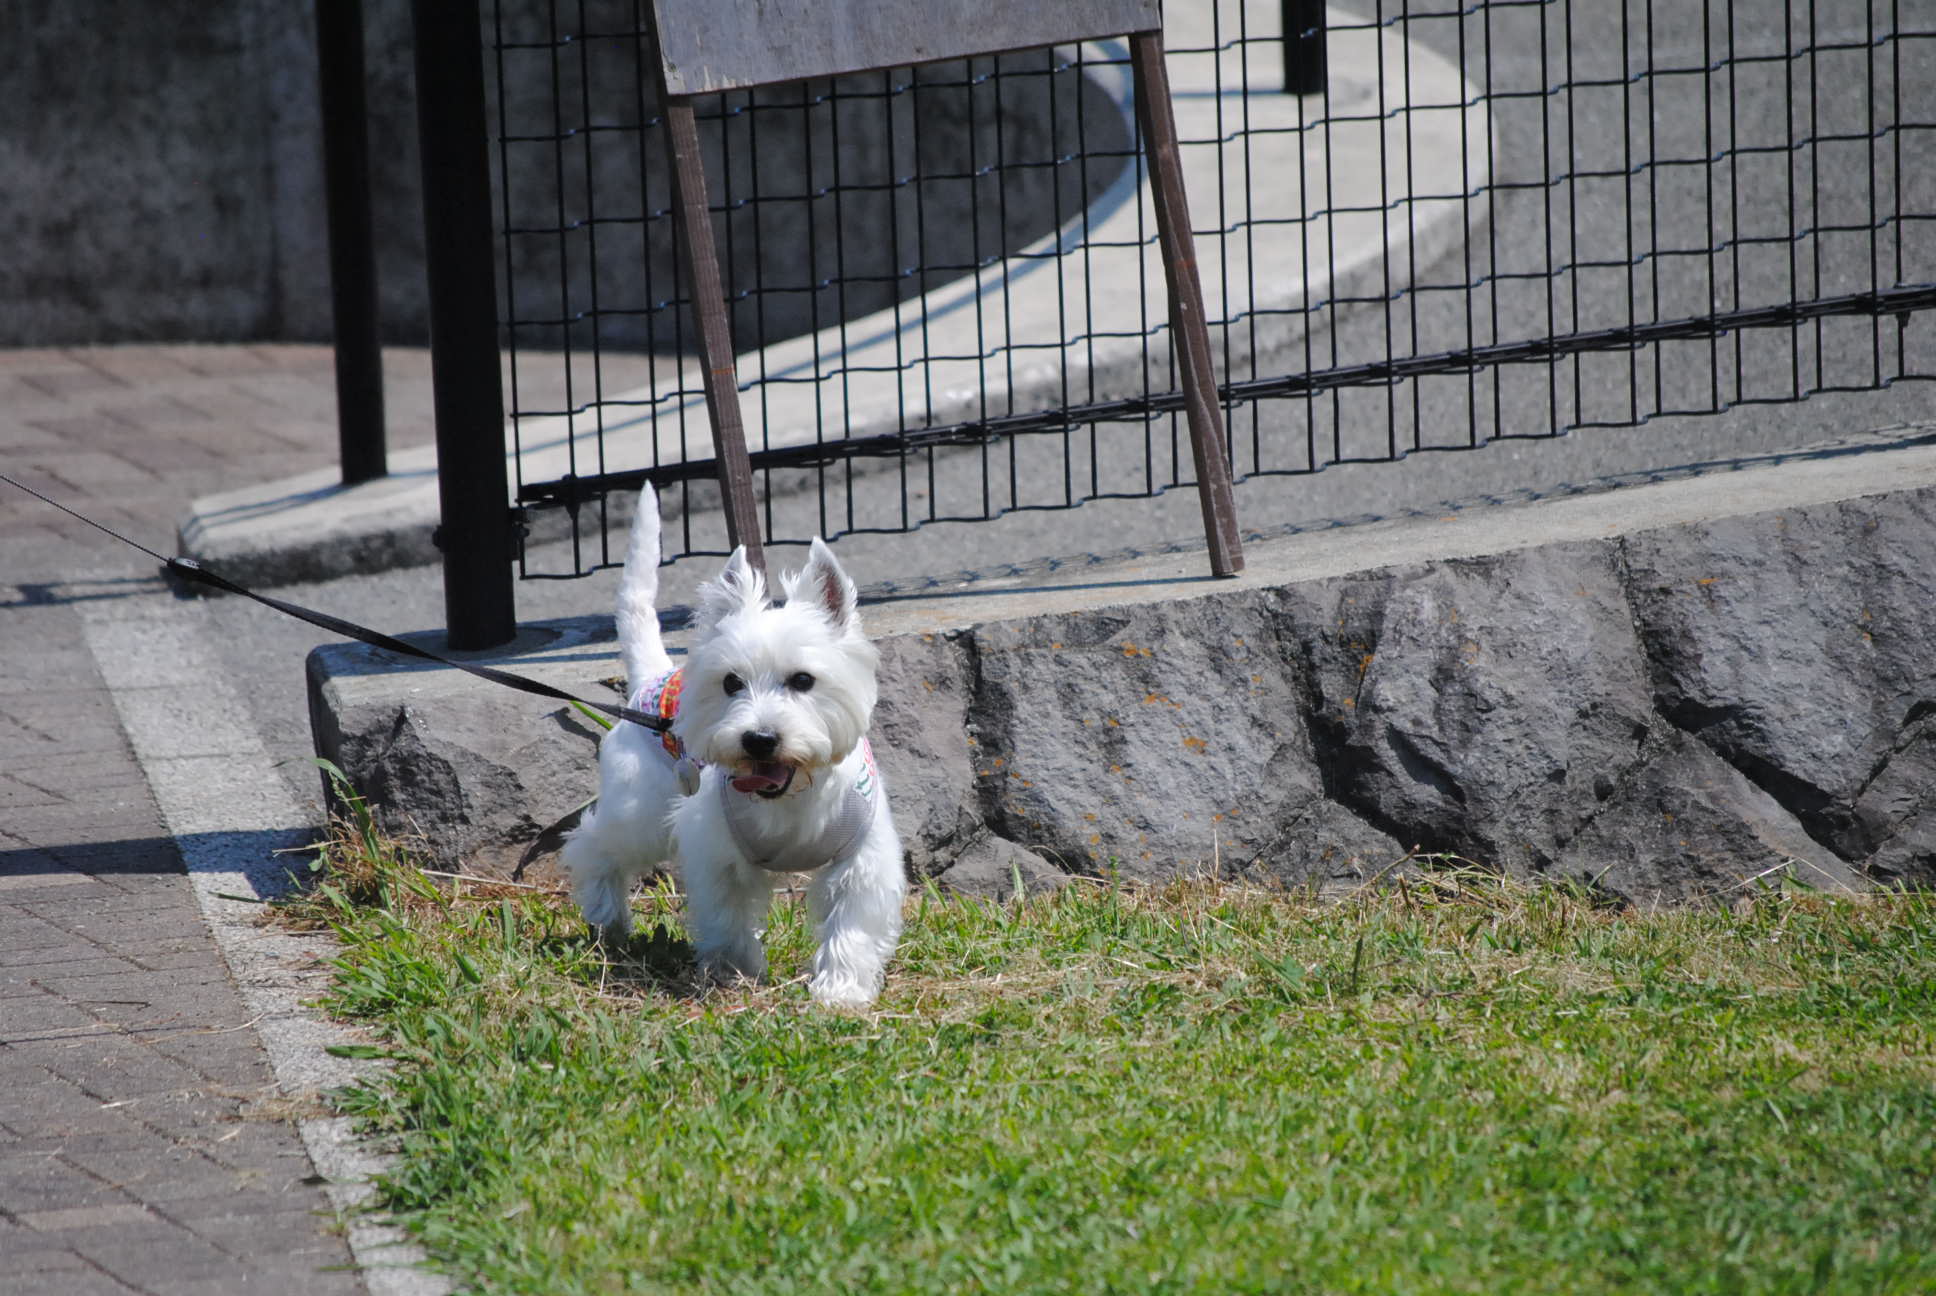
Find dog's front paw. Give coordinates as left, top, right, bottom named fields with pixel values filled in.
left=572, top=874, right=635, bottom=941
left=807, top=971, right=879, bottom=1009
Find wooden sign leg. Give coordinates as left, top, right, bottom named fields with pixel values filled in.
left=662, top=95, right=767, bottom=572
left=1130, top=30, right=1245, bottom=577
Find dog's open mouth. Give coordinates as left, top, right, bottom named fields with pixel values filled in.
left=729, top=761, right=795, bottom=798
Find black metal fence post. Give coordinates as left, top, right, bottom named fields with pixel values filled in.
left=317, top=0, right=388, bottom=486
left=1283, top=0, right=1326, bottom=94
left=410, top=0, right=515, bottom=649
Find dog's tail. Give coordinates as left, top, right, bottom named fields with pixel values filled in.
left=615, top=485, right=668, bottom=688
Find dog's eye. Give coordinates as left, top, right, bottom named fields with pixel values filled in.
left=787, top=672, right=815, bottom=693
left=723, top=673, right=745, bottom=696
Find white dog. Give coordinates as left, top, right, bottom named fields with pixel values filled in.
left=561, top=487, right=905, bottom=1006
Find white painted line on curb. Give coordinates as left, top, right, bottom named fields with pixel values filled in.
left=82, top=599, right=452, bottom=1296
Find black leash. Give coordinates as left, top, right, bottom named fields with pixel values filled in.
left=2, top=472, right=670, bottom=733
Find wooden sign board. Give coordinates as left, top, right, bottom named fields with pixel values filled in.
left=651, top=0, right=1161, bottom=94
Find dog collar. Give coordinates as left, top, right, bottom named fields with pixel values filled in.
left=721, top=741, right=881, bottom=874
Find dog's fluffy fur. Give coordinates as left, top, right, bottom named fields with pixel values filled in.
left=561, top=488, right=905, bottom=1006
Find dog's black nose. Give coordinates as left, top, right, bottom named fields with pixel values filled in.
left=741, top=730, right=779, bottom=759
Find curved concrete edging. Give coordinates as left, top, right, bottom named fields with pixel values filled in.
left=181, top=3, right=1490, bottom=585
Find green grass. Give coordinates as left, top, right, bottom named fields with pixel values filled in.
left=286, top=826, right=1936, bottom=1295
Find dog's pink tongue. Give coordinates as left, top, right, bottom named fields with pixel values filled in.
left=730, top=762, right=791, bottom=794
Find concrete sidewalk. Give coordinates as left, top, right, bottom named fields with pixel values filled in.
left=0, top=345, right=441, bottom=1296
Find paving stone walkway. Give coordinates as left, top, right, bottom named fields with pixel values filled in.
left=0, top=345, right=436, bottom=1295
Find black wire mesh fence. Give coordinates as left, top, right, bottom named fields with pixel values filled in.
left=485, top=0, right=1936, bottom=577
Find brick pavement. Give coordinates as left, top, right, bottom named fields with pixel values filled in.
left=1, top=346, right=436, bottom=1295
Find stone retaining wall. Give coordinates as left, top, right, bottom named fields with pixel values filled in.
left=310, top=478, right=1936, bottom=903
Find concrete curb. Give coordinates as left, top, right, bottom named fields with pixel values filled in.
left=81, top=600, right=450, bottom=1296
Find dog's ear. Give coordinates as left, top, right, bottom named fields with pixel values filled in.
left=797, top=537, right=859, bottom=633
left=698, top=546, right=768, bottom=626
